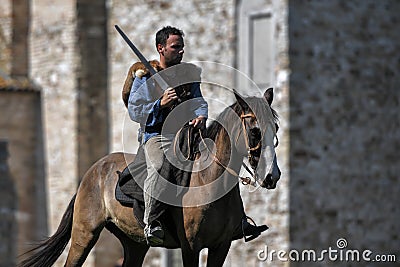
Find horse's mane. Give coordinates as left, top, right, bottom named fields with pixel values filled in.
left=205, top=96, right=278, bottom=141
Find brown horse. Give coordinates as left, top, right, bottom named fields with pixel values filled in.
left=19, top=89, right=280, bottom=267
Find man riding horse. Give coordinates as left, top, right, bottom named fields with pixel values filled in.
left=123, top=26, right=267, bottom=246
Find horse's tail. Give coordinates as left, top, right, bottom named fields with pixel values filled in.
left=18, top=194, right=76, bottom=267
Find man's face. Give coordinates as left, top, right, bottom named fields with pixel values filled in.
left=158, top=34, right=184, bottom=67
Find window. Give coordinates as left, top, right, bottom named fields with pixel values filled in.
left=249, top=12, right=274, bottom=89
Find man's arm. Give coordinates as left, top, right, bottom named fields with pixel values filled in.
left=189, top=82, right=208, bottom=129
left=127, top=76, right=166, bottom=127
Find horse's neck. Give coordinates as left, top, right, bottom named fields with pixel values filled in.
left=190, top=129, right=243, bottom=188
left=182, top=128, right=244, bottom=220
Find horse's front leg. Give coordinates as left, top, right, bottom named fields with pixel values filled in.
left=206, top=241, right=231, bottom=267
left=181, top=247, right=200, bottom=267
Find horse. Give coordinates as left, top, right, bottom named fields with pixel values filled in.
left=18, top=88, right=280, bottom=267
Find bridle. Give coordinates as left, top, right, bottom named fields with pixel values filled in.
left=199, top=111, right=272, bottom=186
left=238, top=113, right=262, bottom=168
left=236, top=112, right=263, bottom=186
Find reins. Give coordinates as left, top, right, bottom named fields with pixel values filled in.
left=173, top=112, right=266, bottom=186
left=173, top=124, right=196, bottom=161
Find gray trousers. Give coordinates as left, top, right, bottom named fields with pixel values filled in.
left=143, top=134, right=174, bottom=225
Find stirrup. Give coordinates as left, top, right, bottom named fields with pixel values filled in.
left=241, top=216, right=267, bottom=242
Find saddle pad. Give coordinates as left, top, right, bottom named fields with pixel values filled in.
left=115, top=181, right=145, bottom=228
left=115, top=179, right=135, bottom=206
left=117, top=145, right=148, bottom=203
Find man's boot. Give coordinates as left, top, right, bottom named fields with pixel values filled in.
left=232, top=217, right=269, bottom=242
left=144, top=221, right=164, bottom=246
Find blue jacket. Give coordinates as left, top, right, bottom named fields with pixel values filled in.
left=128, top=75, right=208, bottom=143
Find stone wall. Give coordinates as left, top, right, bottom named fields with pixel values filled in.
left=0, top=141, right=17, bottom=267
left=29, top=1, right=80, bottom=265
left=76, top=0, right=109, bottom=179
left=11, top=0, right=30, bottom=78
left=0, top=87, right=47, bottom=262
left=288, top=0, right=399, bottom=266
left=0, top=1, right=11, bottom=73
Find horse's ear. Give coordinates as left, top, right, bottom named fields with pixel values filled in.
left=234, top=90, right=248, bottom=111
left=264, top=88, right=274, bottom=106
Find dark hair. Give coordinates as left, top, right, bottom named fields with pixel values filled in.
left=155, top=26, right=184, bottom=47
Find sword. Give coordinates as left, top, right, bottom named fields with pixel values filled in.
left=115, top=25, right=169, bottom=91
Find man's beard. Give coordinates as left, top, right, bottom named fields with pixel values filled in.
left=166, top=56, right=182, bottom=67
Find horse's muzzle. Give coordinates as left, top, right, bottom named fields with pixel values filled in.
left=260, top=170, right=281, bottom=189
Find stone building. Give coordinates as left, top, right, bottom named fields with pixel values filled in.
left=0, top=0, right=398, bottom=266
left=288, top=2, right=399, bottom=266
left=0, top=76, right=46, bottom=266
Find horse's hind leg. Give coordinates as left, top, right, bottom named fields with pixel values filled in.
left=65, top=222, right=104, bottom=266
left=65, top=186, right=106, bottom=266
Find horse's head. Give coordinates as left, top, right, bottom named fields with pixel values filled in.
left=233, top=88, right=281, bottom=189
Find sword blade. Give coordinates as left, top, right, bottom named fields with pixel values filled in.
left=115, top=25, right=169, bottom=91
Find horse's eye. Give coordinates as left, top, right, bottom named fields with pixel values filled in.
left=250, top=128, right=261, bottom=138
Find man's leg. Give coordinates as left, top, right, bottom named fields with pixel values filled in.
left=143, top=135, right=172, bottom=245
